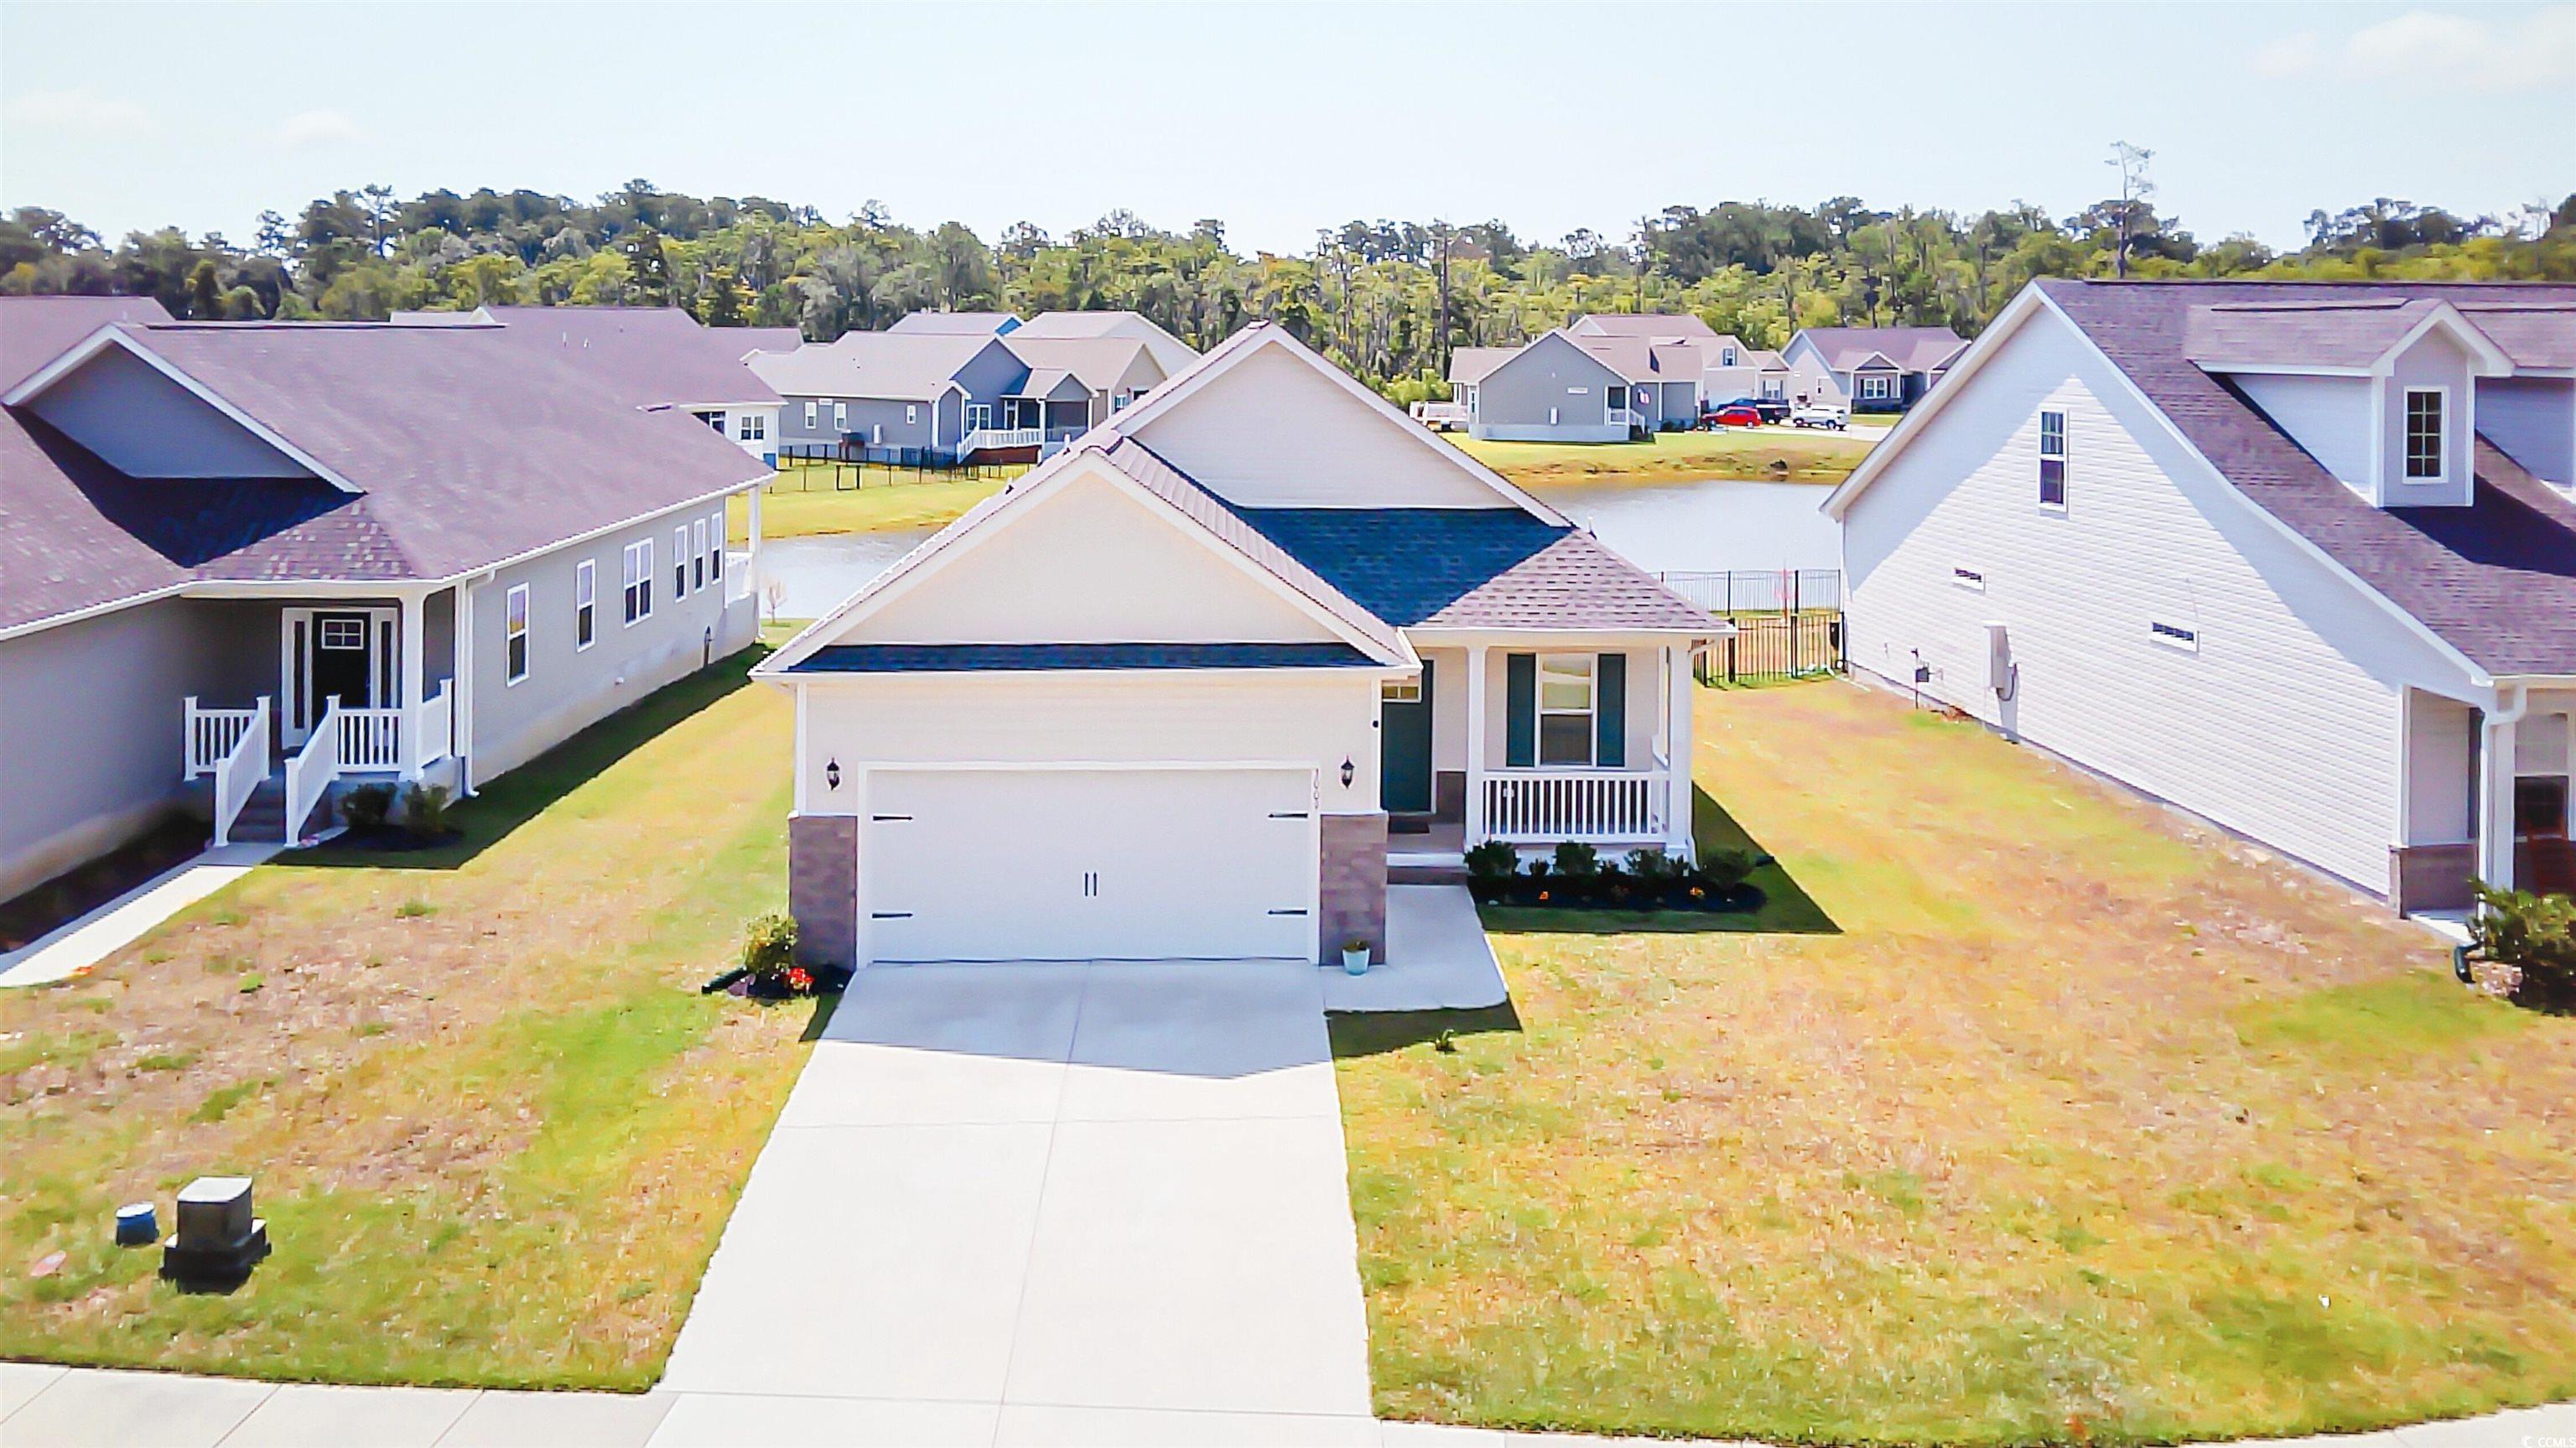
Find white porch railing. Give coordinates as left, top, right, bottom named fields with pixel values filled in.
left=1482, top=770, right=1668, bottom=843
left=336, top=707, right=404, bottom=771
left=184, top=697, right=262, bottom=780
left=1608, top=407, right=1645, bottom=432
left=284, top=700, right=345, bottom=844
left=958, top=426, right=1041, bottom=455
left=414, top=682, right=454, bottom=768
left=210, top=697, right=270, bottom=848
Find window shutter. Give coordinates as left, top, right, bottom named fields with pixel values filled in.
left=1596, top=653, right=1626, bottom=768
left=1505, top=653, right=1536, bottom=768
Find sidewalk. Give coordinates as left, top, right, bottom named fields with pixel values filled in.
left=3, top=1362, right=2568, bottom=1447
left=0, top=843, right=279, bottom=989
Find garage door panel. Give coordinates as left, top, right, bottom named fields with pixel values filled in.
left=865, top=768, right=1316, bottom=963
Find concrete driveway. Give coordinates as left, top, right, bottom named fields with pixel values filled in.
left=657, top=960, right=1375, bottom=1445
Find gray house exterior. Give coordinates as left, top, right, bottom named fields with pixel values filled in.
left=1466, top=331, right=1642, bottom=442
left=0, top=298, right=770, bottom=902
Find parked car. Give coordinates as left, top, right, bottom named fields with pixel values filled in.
left=1409, top=400, right=1470, bottom=433
left=1790, top=404, right=1849, bottom=431
left=1717, top=396, right=1792, bottom=424
left=1701, top=403, right=1763, bottom=429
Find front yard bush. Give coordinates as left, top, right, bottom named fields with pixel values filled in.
left=1468, top=847, right=1762, bottom=913
left=2472, top=882, right=2576, bottom=1008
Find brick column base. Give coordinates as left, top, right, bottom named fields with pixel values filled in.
left=1319, top=812, right=1389, bottom=963
left=787, top=812, right=859, bottom=968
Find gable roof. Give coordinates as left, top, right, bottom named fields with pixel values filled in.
left=1568, top=333, right=1707, bottom=384
left=2, top=313, right=769, bottom=634
left=1793, top=325, right=1971, bottom=375
left=745, top=330, right=1001, bottom=402
left=1000, top=334, right=1162, bottom=393
left=1571, top=313, right=1720, bottom=342
left=734, top=326, right=805, bottom=357
left=1011, top=310, right=1197, bottom=374
left=1832, top=279, right=2576, bottom=680
left=2184, top=295, right=2525, bottom=374
left=1447, top=346, right=1516, bottom=386
left=467, top=305, right=783, bottom=407
left=0, top=294, right=174, bottom=392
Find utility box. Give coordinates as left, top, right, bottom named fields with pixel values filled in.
left=163, top=1176, right=270, bottom=1288
left=1985, top=623, right=2013, bottom=694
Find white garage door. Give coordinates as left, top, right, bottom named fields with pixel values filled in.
left=863, top=767, right=1317, bottom=963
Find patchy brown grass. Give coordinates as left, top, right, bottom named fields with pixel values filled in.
left=1450, top=428, right=1875, bottom=490
left=0, top=654, right=818, bottom=1389
left=1340, top=680, right=2576, bottom=1445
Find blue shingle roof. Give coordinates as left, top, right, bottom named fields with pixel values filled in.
left=1231, top=507, right=1712, bottom=631
left=786, top=642, right=1376, bottom=673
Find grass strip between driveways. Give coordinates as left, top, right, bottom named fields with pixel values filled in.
left=0, top=651, right=818, bottom=1389
left=1335, top=678, right=2576, bottom=1445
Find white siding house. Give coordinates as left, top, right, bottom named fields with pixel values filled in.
left=1829, top=280, right=2575, bottom=912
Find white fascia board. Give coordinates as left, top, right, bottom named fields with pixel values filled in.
left=1822, top=285, right=2051, bottom=518
left=3, top=327, right=363, bottom=494
left=1104, top=324, right=1571, bottom=525
left=2373, top=303, right=2516, bottom=378
left=1405, top=624, right=1727, bottom=645
left=766, top=664, right=1405, bottom=683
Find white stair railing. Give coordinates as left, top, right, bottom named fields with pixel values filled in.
left=184, top=697, right=262, bottom=779
left=413, top=682, right=453, bottom=766
left=958, top=426, right=1042, bottom=455
left=1482, top=770, right=1668, bottom=843
left=210, top=696, right=271, bottom=848
left=283, top=698, right=345, bottom=845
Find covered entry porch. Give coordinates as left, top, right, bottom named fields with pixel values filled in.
left=179, top=587, right=467, bottom=846
left=1379, top=634, right=1706, bottom=861
left=2392, top=683, right=2575, bottom=912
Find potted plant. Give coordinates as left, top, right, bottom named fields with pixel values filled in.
left=1340, top=935, right=1372, bottom=975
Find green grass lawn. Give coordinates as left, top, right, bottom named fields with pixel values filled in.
left=0, top=653, right=812, bottom=1389
left=1448, top=427, right=1876, bottom=490
left=1337, top=680, right=2576, bottom=1445
left=730, top=459, right=1014, bottom=540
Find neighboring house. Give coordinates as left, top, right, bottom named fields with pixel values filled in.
left=1010, top=309, right=1199, bottom=377
left=1464, top=329, right=1696, bottom=442
left=749, top=330, right=1026, bottom=459
left=1000, top=333, right=1176, bottom=433
left=1782, top=324, right=1970, bottom=413
left=755, top=324, right=1717, bottom=969
left=1745, top=350, right=1793, bottom=401
left=389, top=305, right=785, bottom=466
left=1446, top=346, right=1515, bottom=418
left=1826, top=278, right=2576, bottom=913
left=887, top=310, right=1022, bottom=338
left=0, top=297, right=771, bottom=900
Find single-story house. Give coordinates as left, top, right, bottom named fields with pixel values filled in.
left=749, top=330, right=1026, bottom=459
left=756, top=323, right=1718, bottom=968
left=390, top=305, right=785, bottom=466
left=1826, top=278, right=2576, bottom=912
left=0, top=297, right=772, bottom=900
left=1009, top=309, right=1199, bottom=377
left=1000, top=333, right=1176, bottom=434
left=1462, top=330, right=1701, bottom=442
left=1783, top=324, right=1970, bottom=413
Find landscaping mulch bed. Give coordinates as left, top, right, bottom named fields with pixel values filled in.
left=0, top=816, right=208, bottom=951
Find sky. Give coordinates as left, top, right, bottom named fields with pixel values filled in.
left=3, top=1, right=2571, bottom=257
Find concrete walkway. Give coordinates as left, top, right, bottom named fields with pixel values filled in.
left=0, top=843, right=279, bottom=989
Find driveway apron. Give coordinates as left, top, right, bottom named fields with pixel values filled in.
left=659, top=959, right=1374, bottom=1430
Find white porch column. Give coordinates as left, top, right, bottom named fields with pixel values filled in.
left=2477, top=693, right=2523, bottom=895
left=454, top=579, right=478, bottom=796
left=399, top=591, right=426, bottom=779
left=1463, top=645, right=1489, bottom=845
left=746, top=486, right=765, bottom=606
left=1665, top=641, right=1696, bottom=857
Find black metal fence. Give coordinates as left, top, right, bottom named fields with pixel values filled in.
left=1661, top=570, right=1846, bottom=684
left=767, top=444, right=1028, bottom=494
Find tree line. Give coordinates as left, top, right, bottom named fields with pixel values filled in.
left=5, top=175, right=2569, bottom=393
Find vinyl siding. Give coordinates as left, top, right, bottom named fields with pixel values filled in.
left=1134, top=344, right=1509, bottom=506
left=26, top=345, right=308, bottom=478
left=2232, top=374, right=2374, bottom=490
left=1462, top=334, right=1628, bottom=444
left=2477, top=375, right=2574, bottom=486
left=1841, top=304, right=2480, bottom=894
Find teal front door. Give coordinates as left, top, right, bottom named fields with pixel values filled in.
left=1379, top=661, right=1434, bottom=813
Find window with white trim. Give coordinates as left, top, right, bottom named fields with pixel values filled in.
left=709, top=511, right=724, bottom=582
left=623, top=538, right=653, bottom=624
left=1722, top=345, right=1739, bottom=366
left=504, top=584, right=530, bottom=684
left=2404, top=388, right=2445, bottom=480
left=1537, top=654, right=1596, bottom=766
left=1859, top=374, right=1896, bottom=401
left=803, top=401, right=818, bottom=428
left=319, top=616, right=367, bottom=651
left=1380, top=677, right=1422, bottom=704
left=738, top=413, right=764, bottom=442
left=2038, top=409, right=2069, bottom=508
left=834, top=402, right=847, bottom=430
left=697, top=410, right=724, bottom=433
left=674, top=527, right=689, bottom=598
left=693, top=519, right=708, bottom=592
left=574, top=558, right=596, bottom=649
left=906, top=402, right=918, bottom=424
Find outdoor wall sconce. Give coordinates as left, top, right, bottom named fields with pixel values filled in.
left=1340, top=757, right=1355, bottom=789
left=825, top=759, right=842, bottom=791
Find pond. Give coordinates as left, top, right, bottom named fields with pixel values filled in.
left=751, top=478, right=1842, bottom=620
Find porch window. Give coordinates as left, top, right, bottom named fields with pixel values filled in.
left=2404, top=388, right=2445, bottom=480
left=574, top=558, right=597, bottom=650
left=319, top=617, right=366, bottom=651
left=693, top=519, right=709, bottom=592
left=674, top=527, right=690, bottom=598
left=1860, top=374, right=1897, bottom=402
left=2038, top=409, right=2068, bottom=508
left=1538, top=654, right=1596, bottom=766
left=1606, top=385, right=1628, bottom=413
left=504, top=584, right=530, bottom=685
left=624, top=538, right=653, bottom=624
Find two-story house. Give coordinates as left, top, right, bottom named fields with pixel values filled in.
left=1826, top=280, right=2576, bottom=914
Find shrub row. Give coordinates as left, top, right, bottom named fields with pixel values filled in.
left=1465, top=840, right=1766, bottom=912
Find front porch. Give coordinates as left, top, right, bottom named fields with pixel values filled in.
left=2392, top=685, right=2575, bottom=912
left=1381, top=637, right=1701, bottom=862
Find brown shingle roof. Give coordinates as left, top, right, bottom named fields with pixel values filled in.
left=2040, top=278, right=2576, bottom=677
left=0, top=295, right=173, bottom=392
left=1796, top=325, right=1969, bottom=374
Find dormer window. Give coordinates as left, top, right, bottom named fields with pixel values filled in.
left=2403, top=388, right=2445, bottom=481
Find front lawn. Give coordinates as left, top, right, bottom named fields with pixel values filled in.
left=1448, top=427, right=1875, bottom=490
left=1337, top=680, right=2576, bottom=1444
left=730, top=459, right=1014, bottom=539
left=0, top=653, right=812, bottom=1389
